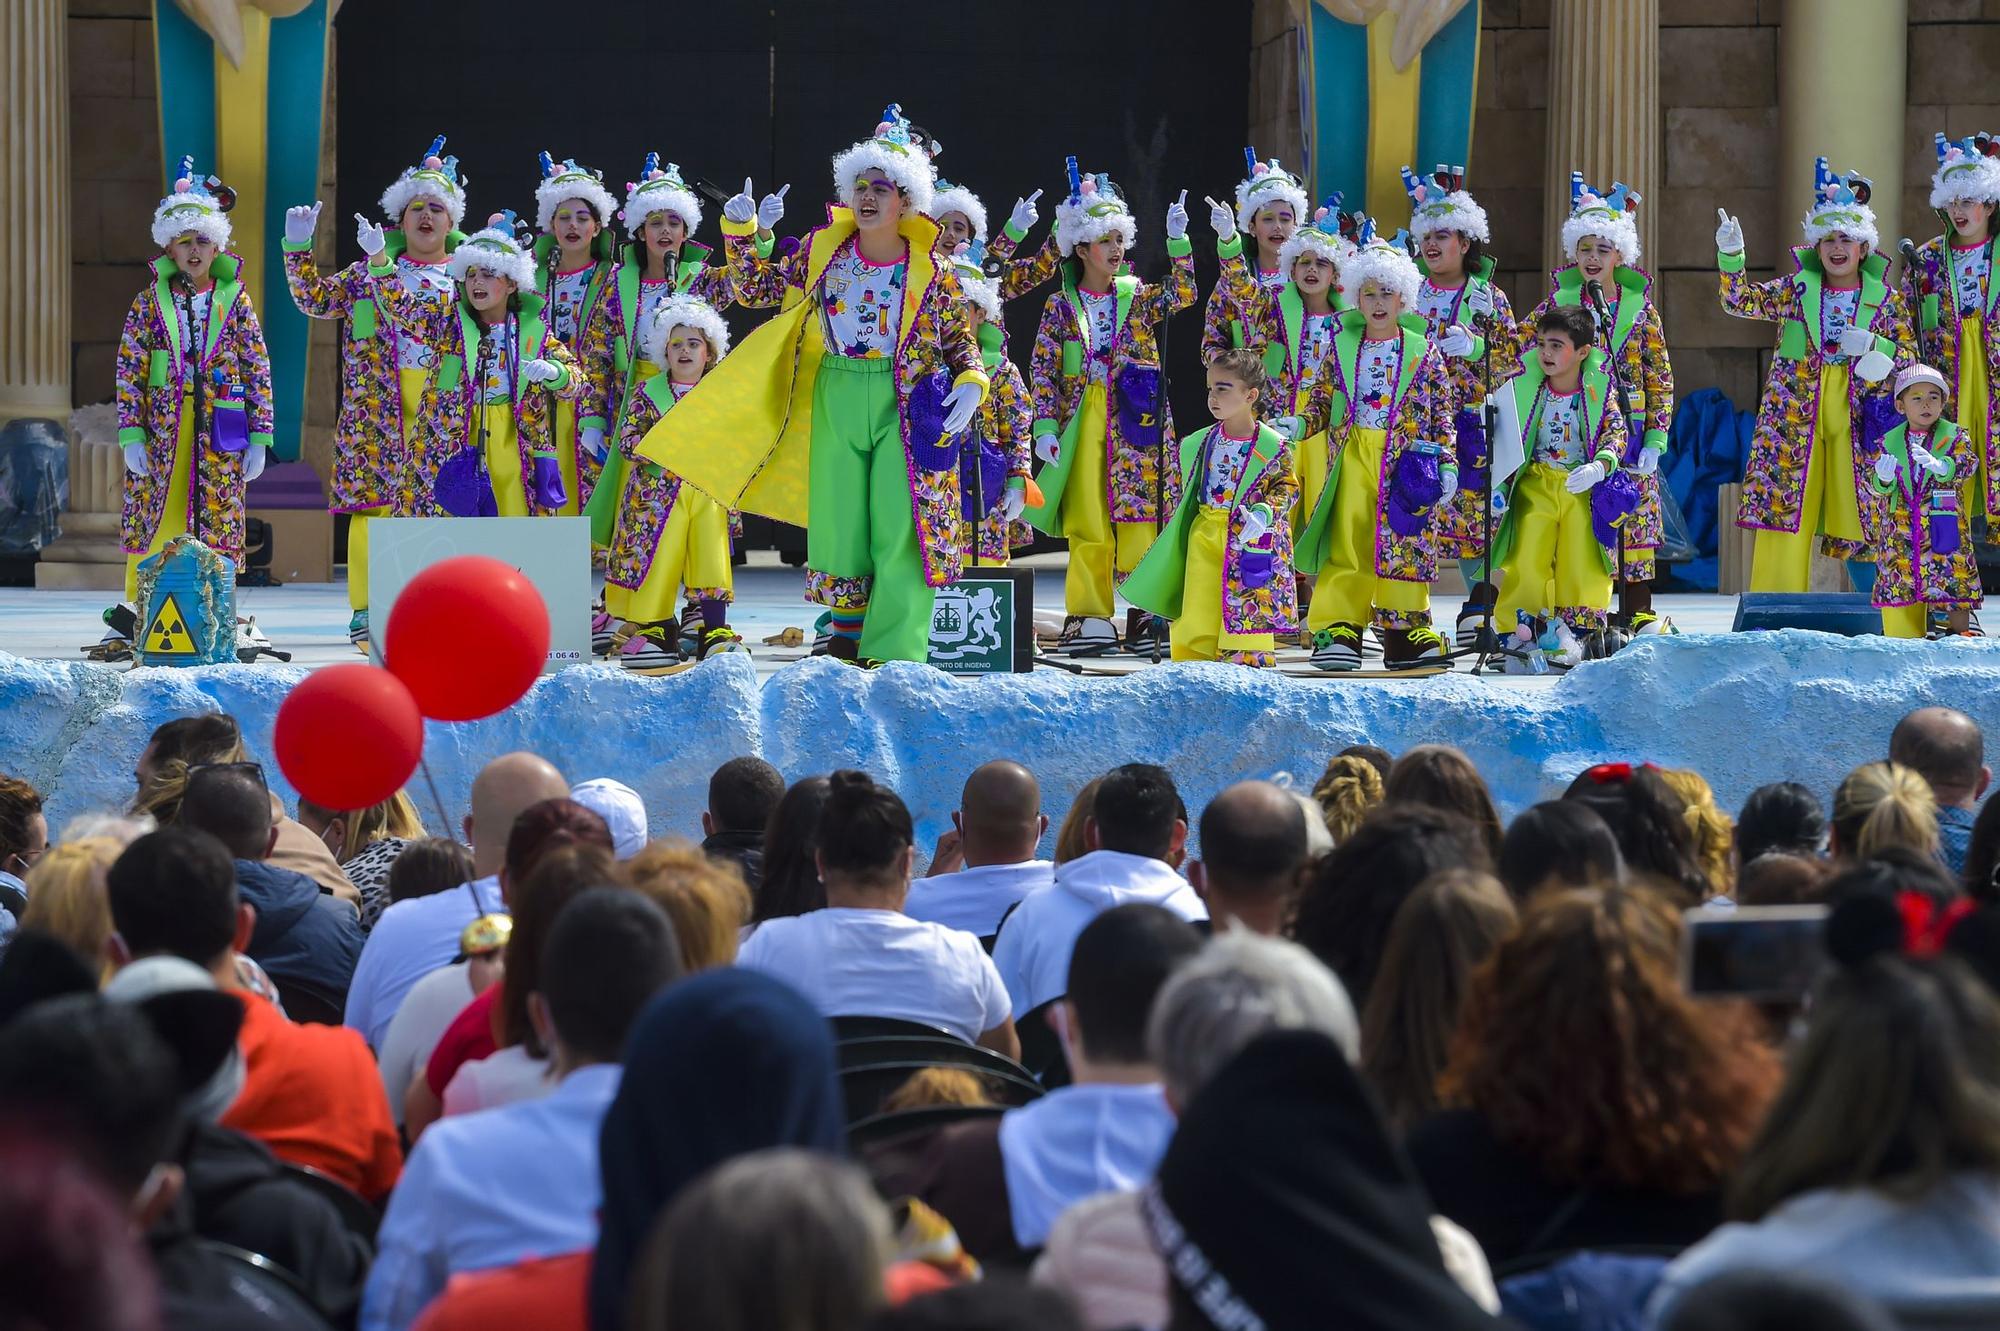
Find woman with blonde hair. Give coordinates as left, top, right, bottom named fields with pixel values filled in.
left=1659, top=768, right=1735, bottom=900
left=1053, top=777, right=1105, bottom=866
left=624, top=839, right=752, bottom=970
left=19, top=837, right=125, bottom=976
left=299, top=790, right=426, bottom=930
left=1312, top=754, right=1385, bottom=845
left=1831, top=761, right=1940, bottom=862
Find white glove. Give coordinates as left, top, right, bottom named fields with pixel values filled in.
left=1009, top=190, right=1042, bottom=236
left=1875, top=452, right=1901, bottom=484
left=243, top=445, right=267, bottom=482
left=757, top=184, right=790, bottom=232
left=123, top=443, right=149, bottom=478
left=1465, top=281, right=1495, bottom=319
left=1239, top=505, right=1272, bottom=547
left=284, top=202, right=321, bottom=245
left=1207, top=195, right=1236, bottom=240
left=724, top=178, right=756, bottom=225
left=1566, top=460, right=1607, bottom=494
left=1439, top=324, right=1476, bottom=359
left=1165, top=190, right=1189, bottom=241
left=355, top=213, right=386, bottom=258
left=1854, top=349, right=1894, bottom=384
left=1275, top=415, right=1304, bottom=441
left=520, top=358, right=563, bottom=386
left=1715, top=209, right=1744, bottom=256
left=999, top=486, right=1027, bottom=522
left=1838, top=327, right=1876, bottom=358
left=580, top=427, right=607, bottom=462
left=1635, top=447, right=1660, bottom=476
left=1436, top=467, right=1460, bottom=507
left=1910, top=441, right=1951, bottom=477
left=941, top=381, right=982, bottom=435
left=1034, top=432, right=1062, bottom=466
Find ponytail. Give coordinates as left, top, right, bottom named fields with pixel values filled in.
left=1834, top=761, right=1939, bottom=860
left=1313, top=755, right=1385, bottom=845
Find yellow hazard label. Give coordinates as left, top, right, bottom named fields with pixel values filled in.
left=143, top=593, right=198, bottom=656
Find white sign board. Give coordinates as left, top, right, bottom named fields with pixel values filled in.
left=366, top=517, right=592, bottom=672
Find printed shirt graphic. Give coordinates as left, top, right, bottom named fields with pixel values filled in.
left=1299, top=312, right=1336, bottom=387
left=1256, top=265, right=1287, bottom=293
left=1078, top=287, right=1120, bottom=384
left=1820, top=286, right=1864, bottom=358
left=1201, top=426, right=1257, bottom=507
left=393, top=258, right=454, bottom=371
left=1415, top=279, right=1467, bottom=330
left=1533, top=386, right=1587, bottom=465
left=171, top=288, right=214, bottom=367
left=1353, top=337, right=1404, bottom=428
left=547, top=265, right=593, bottom=346
left=637, top=279, right=673, bottom=356
left=475, top=323, right=515, bottom=405
left=821, top=243, right=906, bottom=359
left=1951, top=241, right=1992, bottom=316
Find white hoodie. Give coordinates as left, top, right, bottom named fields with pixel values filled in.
left=990, top=850, right=1207, bottom=1017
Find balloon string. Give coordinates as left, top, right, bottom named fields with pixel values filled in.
left=367, top=637, right=454, bottom=838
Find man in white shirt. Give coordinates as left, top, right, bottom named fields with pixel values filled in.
left=344, top=752, right=568, bottom=1048
left=991, top=763, right=1206, bottom=1018
left=906, top=760, right=1053, bottom=938
left=361, top=888, right=683, bottom=1331
left=736, top=770, right=1019, bottom=1056
left=1189, top=780, right=1312, bottom=936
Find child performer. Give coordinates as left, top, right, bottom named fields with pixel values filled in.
left=282, top=135, right=466, bottom=647
left=606, top=296, right=745, bottom=670
left=531, top=153, right=620, bottom=517
left=946, top=242, right=1034, bottom=567
left=1401, top=164, right=1520, bottom=645
left=1868, top=364, right=1978, bottom=638
left=1293, top=218, right=1458, bottom=672
left=1717, top=157, right=1916, bottom=592
left=1022, top=163, right=1198, bottom=655
left=636, top=106, right=989, bottom=667
left=1909, top=134, right=2000, bottom=536
left=115, top=159, right=273, bottom=631
left=366, top=213, right=583, bottom=518
left=1200, top=151, right=1309, bottom=365
left=1520, top=174, right=1675, bottom=633
left=1488, top=305, right=1633, bottom=666
left=1121, top=348, right=1298, bottom=666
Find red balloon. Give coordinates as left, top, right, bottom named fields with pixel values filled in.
left=274, top=664, right=425, bottom=810
left=383, top=555, right=551, bottom=721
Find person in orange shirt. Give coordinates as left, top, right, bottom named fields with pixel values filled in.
left=104, top=822, right=402, bottom=1203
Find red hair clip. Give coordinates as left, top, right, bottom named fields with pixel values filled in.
left=1583, top=762, right=1633, bottom=784
left=1897, top=890, right=1976, bottom=957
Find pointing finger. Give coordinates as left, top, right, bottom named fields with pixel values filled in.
left=775, top=183, right=790, bottom=199
left=1176, top=189, right=1189, bottom=209
left=1027, top=188, right=1043, bottom=204
left=743, top=176, right=754, bottom=196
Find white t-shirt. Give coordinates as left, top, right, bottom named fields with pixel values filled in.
left=735, top=906, right=1012, bottom=1043
left=1534, top=386, right=1588, bottom=466
left=375, top=963, right=473, bottom=1127
left=475, top=322, right=515, bottom=405
left=1200, top=426, right=1257, bottom=508
left=392, top=257, right=454, bottom=371
left=1353, top=337, right=1403, bottom=429
left=904, top=861, right=1055, bottom=937
left=1415, top=278, right=1467, bottom=333
left=1298, top=311, right=1336, bottom=393
left=547, top=264, right=593, bottom=346
left=821, top=244, right=906, bottom=359
left=1951, top=240, right=1992, bottom=316
left=1821, top=285, right=1864, bottom=357
left=1079, top=287, right=1120, bottom=384
left=441, top=1043, right=553, bottom=1119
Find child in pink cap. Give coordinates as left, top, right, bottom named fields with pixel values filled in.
left=1867, top=362, right=1980, bottom=637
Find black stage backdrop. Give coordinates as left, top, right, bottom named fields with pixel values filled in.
left=336, top=0, right=1250, bottom=549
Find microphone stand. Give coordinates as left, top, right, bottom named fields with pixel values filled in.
left=1585, top=278, right=1637, bottom=654
left=177, top=272, right=206, bottom=565
left=1451, top=291, right=1536, bottom=674
left=1148, top=283, right=1174, bottom=664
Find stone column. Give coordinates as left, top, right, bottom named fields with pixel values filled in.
left=1777, top=0, right=1907, bottom=266
left=1, top=0, right=68, bottom=426
left=1542, top=0, right=1660, bottom=276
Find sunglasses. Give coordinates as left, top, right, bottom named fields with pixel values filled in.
left=189, top=760, right=267, bottom=787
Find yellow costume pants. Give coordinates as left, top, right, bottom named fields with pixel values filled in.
left=1062, top=385, right=1155, bottom=617
left=1961, top=317, right=1990, bottom=524
left=345, top=366, right=433, bottom=612
left=551, top=398, right=582, bottom=518
left=1308, top=427, right=1429, bottom=630
left=617, top=489, right=734, bottom=624
left=1881, top=604, right=1929, bottom=638
left=124, top=396, right=195, bottom=603
left=481, top=403, right=529, bottom=519
left=1292, top=428, right=1330, bottom=544
left=1494, top=463, right=1613, bottom=629
left=1171, top=505, right=1272, bottom=662
left=1750, top=365, right=1865, bottom=593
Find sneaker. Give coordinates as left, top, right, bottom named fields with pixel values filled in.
left=1626, top=610, right=1672, bottom=636
left=618, top=623, right=682, bottom=673
left=235, top=616, right=276, bottom=663
left=697, top=626, right=749, bottom=660
left=1455, top=605, right=1496, bottom=650
left=1310, top=624, right=1363, bottom=671
left=679, top=608, right=703, bottom=658
left=823, top=634, right=860, bottom=662
left=1122, top=608, right=1162, bottom=655
left=1383, top=625, right=1448, bottom=669
left=809, top=611, right=835, bottom=655
left=348, top=609, right=370, bottom=647
left=590, top=605, right=616, bottom=656
left=1062, top=616, right=1120, bottom=656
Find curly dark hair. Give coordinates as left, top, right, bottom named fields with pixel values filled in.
left=1440, top=884, right=1781, bottom=1193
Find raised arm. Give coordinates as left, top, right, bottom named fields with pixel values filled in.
left=280, top=202, right=360, bottom=320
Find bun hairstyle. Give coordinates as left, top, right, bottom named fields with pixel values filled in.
left=815, top=770, right=914, bottom=878
left=1312, top=755, right=1385, bottom=845
left=1832, top=762, right=1940, bottom=861
left=1208, top=347, right=1269, bottom=399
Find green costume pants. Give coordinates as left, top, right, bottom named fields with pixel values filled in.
left=808, top=356, right=936, bottom=663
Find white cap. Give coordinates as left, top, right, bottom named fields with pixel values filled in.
left=1894, top=363, right=1949, bottom=399
left=570, top=778, right=648, bottom=859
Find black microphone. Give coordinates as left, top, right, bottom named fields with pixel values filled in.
left=1899, top=236, right=1921, bottom=276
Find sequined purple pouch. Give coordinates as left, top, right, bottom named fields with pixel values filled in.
left=1237, top=548, right=1277, bottom=590
left=1591, top=470, right=1643, bottom=548
left=435, top=447, right=498, bottom=518
left=1116, top=364, right=1165, bottom=448
left=906, top=371, right=958, bottom=472
left=959, top=437, right=1008, bottom=521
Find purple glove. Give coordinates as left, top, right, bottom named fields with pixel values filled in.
left=530, top=453, right=568, bottom=509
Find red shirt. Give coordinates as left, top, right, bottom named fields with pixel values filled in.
left=412, top=1250, right=589, bottom=1331
left=425, top=984, right=501, bottom=1097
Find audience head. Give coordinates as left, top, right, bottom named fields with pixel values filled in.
left=592, top=969, right=844, bottom=1331
left=1968, top=794, right=2000, bottom=904
left=624, top=840, right=752, bottom=970
left=630, top=1150, right=891, bottom=1331
left=100, top=957, right=246, bottom=1126
left=1193, top=780, right=1310, bottom=934
left=1442, top=884, right=1780, bottom=1194
left=387, top=836, right=476, bottom=905
left=568, top=778, right=649, bottom=860
left=501, top=797, right=613, bottom=902
left=1340, top=743, right=1393, bottom=781
left=1385, top=745, right=1503, bottom=859
left=105, top=828, right=243, bottom=974
left=174, top=762, right=273, bottom=861
left=754, top=775, right=833, bottom=924
left=0, top=776, right=47, bottom=882
left=467, top=751, right=569, bottom=875
left=1361, top=869, right=1518, bottom=1130
left=1656, top=1269, right=1898, bottom=1331
left=1830, top=761, right=1939, bottom=861
left=954, top=760, right=1047, bottom=866
left=1148, top=932, right=1359, bottom=1110
left=0, top=1139, right=162, bottom=1331
left=1052, top=777, right=1103, bottom=866
left=19, top=838, right=124, bottom=973
left=1065, top=903, right=1203, bottom=1072
left=535, top=886, right=682, bottom=1070
left=1659, top=767, right=1735, bottom=898
left=706, top=756, right=786, bottom=837
left=131, top=713, right=246, bottom=823
left=1086, top=763, right=1188, bottom=864
left=1735, top=781, right=1828, bottom=863
left=498, top=842, right=622, bottom=1053
left=867, top=1280, right=1085, bottom=1331
left=1889, top=705, right=1989, bottom=810
left=0, top=930, right=97, bottom=1026
left=1736, top=851, right=1836, bottom=906
left=1312, top=753, right=1385, bottom=845
left=815, top=771, right=916, bottom=900
left=1290, top=803, right=1490, bottom=1001
left=296, top=789, right=423, bottom=864
left=1497, top=800, right=1624, bottom=902
left=1563, top=763, right=1710, bottom=906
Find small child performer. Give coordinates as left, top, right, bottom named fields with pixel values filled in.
left=946, top=242, right=1034, bottom=567
left=1200, top=150, right=1309, bottom=364
left=531, top=153, right=620, bottom=516
left=1867, top=364, right=1978, bottom=638
left=1910, top=134, right=2000, bottom=536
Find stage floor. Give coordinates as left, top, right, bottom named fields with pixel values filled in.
left=0, top=550, right=1901, bottom=685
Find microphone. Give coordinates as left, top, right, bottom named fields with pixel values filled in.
left=1899, top=236, right=1921, bottom=273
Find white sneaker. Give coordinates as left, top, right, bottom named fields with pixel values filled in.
left=1063, top=616, right=1120, bottom=656
left=1310, top=626, right=1363, bottom=671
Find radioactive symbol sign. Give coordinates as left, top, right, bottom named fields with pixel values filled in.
left=143, top=593, right=198, bottom=656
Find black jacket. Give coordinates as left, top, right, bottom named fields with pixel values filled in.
left=701, top=830, right=766, bottom=890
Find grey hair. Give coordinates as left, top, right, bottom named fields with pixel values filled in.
left=58, top=811, right=156, bottom=846
left=1147, top=932, right=1359, bottom=1104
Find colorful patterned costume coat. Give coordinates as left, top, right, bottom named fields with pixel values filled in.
left=606, top=377, right=731, bottom=602
left=1868, top=419, right=1980, bottom=609
left=967, top=337, right=1035, bottom=561
left=1412, top=260, right=1520, bottom=557
left=533, top=236, right=618, bottom=505
left=1211, top=241, right=1348, bottom=410
left=117, top=254, right=274, bottom=558
left=1908, top=235, right=2000, bottom=519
